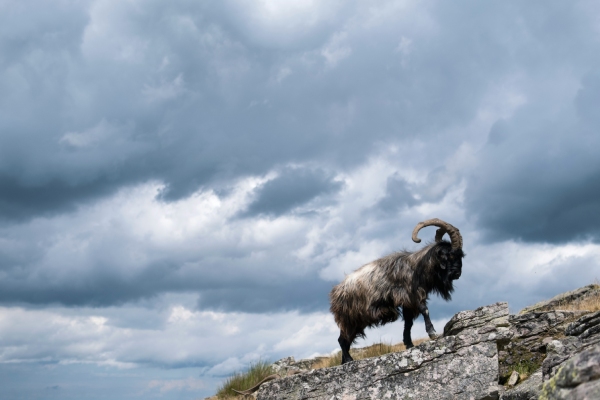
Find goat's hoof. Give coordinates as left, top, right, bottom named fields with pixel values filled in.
left=427, top=331, right=439, bottom=340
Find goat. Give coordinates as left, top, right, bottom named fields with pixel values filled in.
left=329, top=218, right=464, bottom=364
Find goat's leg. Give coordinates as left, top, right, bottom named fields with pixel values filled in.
left=418, top=302, right=438, bottom=339
left=402, top=307, right=415, bottom=349
left=338, top=331, right=354, bottom=364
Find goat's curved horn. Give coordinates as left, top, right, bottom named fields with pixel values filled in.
left=232, top=374, right=280, bottom=395
left=434, top=228, right=447, bottom=243
left=412, top=218, right=463, bottom=250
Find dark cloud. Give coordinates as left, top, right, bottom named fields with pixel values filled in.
left=0, top=0, right=598, bottom=310
left=0, top=174, right=117, bottom=222
left=0, top=226, right=332, bottom=312
left=466, top=71, right=600, bottom=244
left=197, top=275, right=332, bottom=313
left=0, top=0, right=536, bottom=220
left=1, top=3, right=600, bottom=398
left=241, top=168, right=343, bottom=217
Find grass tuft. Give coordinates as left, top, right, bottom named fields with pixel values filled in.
left=511, top=359, right=539, bottom=381
left=215, top=360, right=274, bottom=398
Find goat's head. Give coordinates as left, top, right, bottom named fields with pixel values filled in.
left=412, top=218, right=464, bottom=281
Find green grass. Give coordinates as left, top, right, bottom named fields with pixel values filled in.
left=511, top=359, right=539, bottom=380
left=215, top=360, right=275, bottom=398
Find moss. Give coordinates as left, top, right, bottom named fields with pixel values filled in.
left=498, top=339, right=544, bottom=385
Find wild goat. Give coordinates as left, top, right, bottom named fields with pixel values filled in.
left=329, top=218, right=464, bottom=364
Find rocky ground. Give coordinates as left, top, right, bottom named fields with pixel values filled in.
left=215, top=284, right=600, bottom=399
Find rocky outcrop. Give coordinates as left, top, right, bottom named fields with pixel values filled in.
left=498, top=310, right=588, bottom=383
left=241, top=287, right=600, bottom=400
left=541, top=310, right=600, bottom=381
left=519, top=285, right=600, bottom=315
left=539, top=344, right=600, bottom=399
left=257, top=303, right=509, bottom=400
left=444, top=302, right=510, bottom=336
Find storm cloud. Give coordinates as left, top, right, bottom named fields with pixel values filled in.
left=466, top=71, right=600, bottom=244
left=241, top=167, right=343, bottom=217
left=1, top=1, right=600, bottom=399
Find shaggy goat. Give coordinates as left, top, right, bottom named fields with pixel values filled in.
left=329, top=218, right=464, bottom=364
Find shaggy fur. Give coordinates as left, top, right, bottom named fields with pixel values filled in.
left=329, top=240, right=464, bottom=364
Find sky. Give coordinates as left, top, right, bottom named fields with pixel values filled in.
left=1, top=0, right=600, bottom=398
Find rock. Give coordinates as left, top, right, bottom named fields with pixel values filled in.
left=539, top=344, right=600, bottom=400
left=508, top=371, right=520, bottom=387
left=510, top=310, right=588, bottom=341
left=444, top=302, right=510, bottom=337
left=565, top=310, right=600, bottom=338
left=258, top=304, right=508, bottom=400
left=500, top=368, right=542, bottom=400
left=290, top=357, right=328, bottom=371
left=258, top=335, right=500, bottom=400
left=542, top=311, right=600, bottom=381
left=519, top=284, right=600, bottom=314
left=231, top=286, right=600, bottom=400
left=271, top=356, right=296, bottom=375
left=498, top=310, right=586, bottom=383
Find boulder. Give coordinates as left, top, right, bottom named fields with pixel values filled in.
left=539, top=344, right=600, bottom=400
left=542, top=310, right=600, bottom=381
left=507, top=371, right=520, bottom=387
left=444, top=302, right=510, bottom=337
left=500, top=368, right=542, bottom=400
left=565, top=310, right=600, bottom=338
left=498, top=310, right=587, bottom=383
left=240, top=286, right=600, bottom=400
left=257, top=303, right=510, bottom=400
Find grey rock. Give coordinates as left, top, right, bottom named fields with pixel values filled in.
left=566, top=311, right=600, bottom=338
left=542, top=311, right=600, bottom=381
left=543, top=337, right=583, bottom=380
left=290, top=357, right=328, bottom=371
left=239, top=286, right=600, bottom=400
left=272, top=356, right=295, bottom=373
left=498, top=310, right=587, bottom=382
left=272, top=356, right=306, bottom=376
left=444, top=302, right=510, bottom=337
left=508, top=371, right=520, bottom=387
left=258, top=305, right=506, bottom=400
left=500, top=368, right=542, bottom=400
left=519, top=284, right=600, bottom=315
left=509, top=310, right=588, bottom=340
left=539, top=344, right=600, bottom=400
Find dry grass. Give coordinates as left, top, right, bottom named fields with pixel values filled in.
left=556, top=292, right=600, bottom=312
left=215, top=360, right=274, bottom=398
left=312, top=337, right=430, bottom=369
left=213, top=338, right=430, bottom=397
left=553, top=283, right=600, bottom=312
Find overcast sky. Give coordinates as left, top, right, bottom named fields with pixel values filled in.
left=1, top=1, right=600, bottom=398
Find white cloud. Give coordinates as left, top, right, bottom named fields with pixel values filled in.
left=2, top=1, right=600, bottom=398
